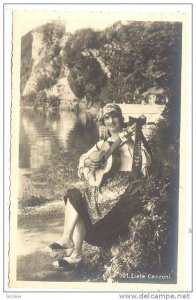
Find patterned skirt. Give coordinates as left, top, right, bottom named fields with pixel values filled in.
left=64, top=171, right=143, bottom=247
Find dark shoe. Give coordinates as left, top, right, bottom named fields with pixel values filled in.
left=45, top=242, right=74, bottom=257
left=52, top=256, right=82, bottom=271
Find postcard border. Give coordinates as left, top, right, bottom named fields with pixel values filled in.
left=3, top=1, right=193, bottom=294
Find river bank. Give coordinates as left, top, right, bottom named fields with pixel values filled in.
left=16, top=109, right=102, bottom=282
left=17, top=198, right=105, bottom=282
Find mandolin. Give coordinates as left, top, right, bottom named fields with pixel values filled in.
left=83, top=123, right=136, bottom=187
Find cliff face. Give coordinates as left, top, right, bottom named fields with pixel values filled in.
left=21, top=21, right=75, bottom=108
left=44, top=66, right=75, bottom=109
left=20, top=32, right=34, bottom=94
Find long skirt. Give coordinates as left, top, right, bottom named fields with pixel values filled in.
left=63, top=175, right=143, bottom=247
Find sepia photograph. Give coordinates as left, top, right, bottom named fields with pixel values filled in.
left=7, top=6, right=192, bottom=292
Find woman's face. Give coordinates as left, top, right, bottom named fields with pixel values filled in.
left=103, top=112, right=122, bottom=134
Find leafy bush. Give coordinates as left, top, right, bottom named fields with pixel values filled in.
left=21, top=91, right=37, bottom=107
left=47, top=95, right=61, bottom=109
left=36, top=75, right=57, bottom=92
left=34, top=90, right=47, bottom=108
left=41, top=22, right=65, bottom=47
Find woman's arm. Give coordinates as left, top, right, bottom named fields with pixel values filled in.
left=78, top=140, right=104, bottom=178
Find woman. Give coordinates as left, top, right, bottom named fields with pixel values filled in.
left=47, top=104, right=152, bottom=271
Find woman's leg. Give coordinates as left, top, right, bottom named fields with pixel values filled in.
left=57, top=199, right=79, bottom=247
left=52, top=206, right=86, bottom=269
left=72, top=216, right=86, bottom=256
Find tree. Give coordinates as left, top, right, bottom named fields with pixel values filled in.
left=36, top=75, right=57, bottom=92
left=21, top=91, right=37, bottom=107
left=47, top=95, right=61, bottom=109
left=41, top=22, right=65, bottom=47
left=64, top=29, right=107, bottom=103
left=97, top=21, right=182, bottom=104
left=35, top=90, right=47, bottom=108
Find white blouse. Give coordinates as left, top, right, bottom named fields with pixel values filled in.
left=78, top=136, right=152, bottom=178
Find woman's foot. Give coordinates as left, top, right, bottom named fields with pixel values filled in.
left=52, top=252, right=82, bottom=271
left=46, top=240, right=74, bottom=257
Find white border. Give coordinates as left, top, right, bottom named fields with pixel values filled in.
left=2, top=1, right=194, bottom=299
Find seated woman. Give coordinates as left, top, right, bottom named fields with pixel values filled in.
left=47, top=104, right=152, bottom=271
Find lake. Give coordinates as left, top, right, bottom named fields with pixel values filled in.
left=18, top=109, right=99, bottom=203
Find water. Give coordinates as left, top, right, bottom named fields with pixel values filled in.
left=19, top=109, right=99, bottom=201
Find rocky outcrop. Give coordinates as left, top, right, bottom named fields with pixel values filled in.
left=45, top=66, right=75, bottom=109
left=21, top=21, right=75, bottom=107
left=22, top=31, right=48, bottom=97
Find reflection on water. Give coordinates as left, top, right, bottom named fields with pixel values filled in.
left=19, top=109, right=99, bottom=196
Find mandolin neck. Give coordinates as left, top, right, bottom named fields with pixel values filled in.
left=104, top=137, right=122, bottom=161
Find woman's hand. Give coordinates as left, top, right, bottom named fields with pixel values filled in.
left=119, top=124, right=136, bottom=142
left=127, top=123, right=136, bottom=137
left=89, top=159, right=101, bottom=171
left=84, top=158, right=101, bottom=171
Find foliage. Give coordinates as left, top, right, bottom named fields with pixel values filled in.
left=98, top=21, right=181, bottom=103
left=63, top=21, right=181, bottom=105
left=36, top=74, right=57, bottom=92
left=47, top=95, right=61, bottom=109
left=21, top=21, right=181, bottom=108
left=35, top=90, right=47, bottom=108
left=64, top=28, right=107, bottom=101
left=21, top=91, right=37, bottom=107
left=41, top=22, right=65, bottom=47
